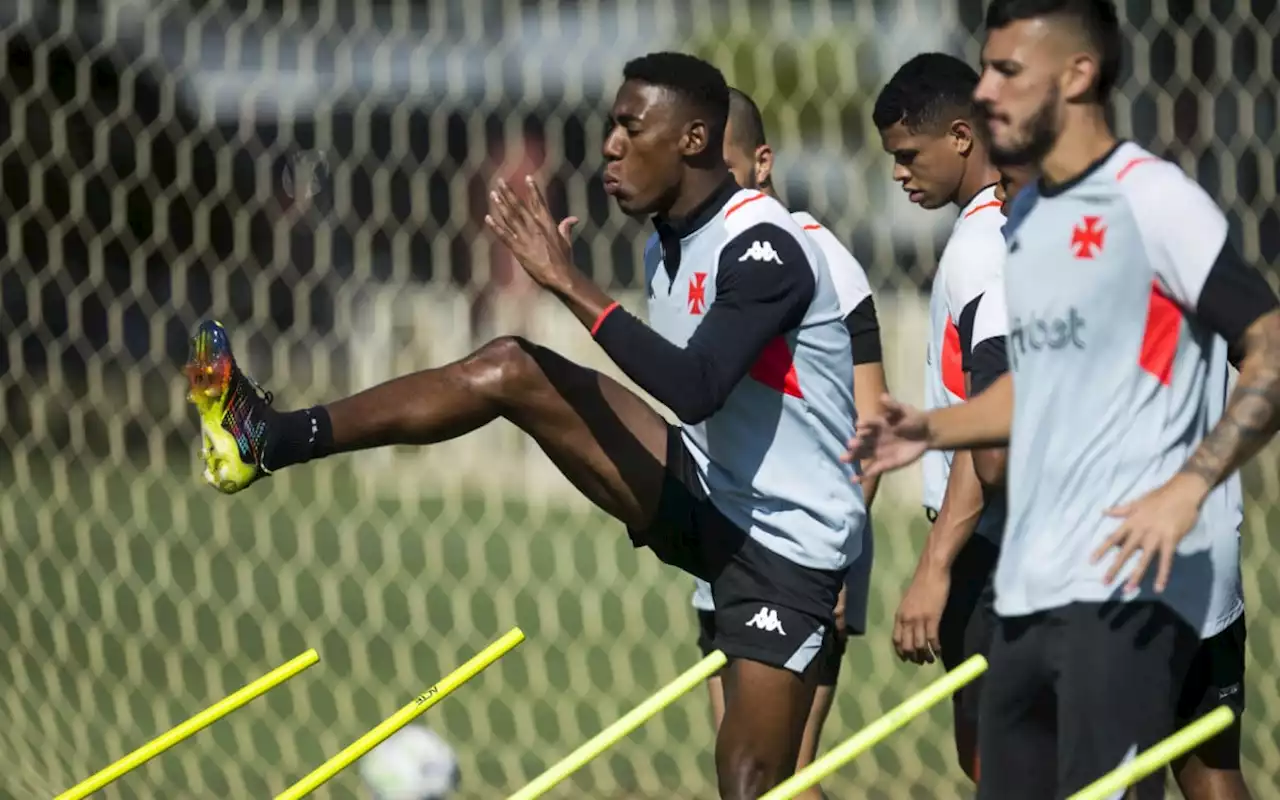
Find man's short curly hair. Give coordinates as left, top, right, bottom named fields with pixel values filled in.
left=872, top=52, right=982, bottom=135
left=623, top=52, right=730, bottom=149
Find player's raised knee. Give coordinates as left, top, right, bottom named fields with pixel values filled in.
left=463, top=336, right=547, bottom=403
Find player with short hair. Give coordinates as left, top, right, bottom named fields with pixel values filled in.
left=847, top=1, right=1280, bottom=797
left=688, top=86, right=887, bottom=800
left=871, top=52, right=1011, bottom=784
left=187, top=52, right=864, bottom=800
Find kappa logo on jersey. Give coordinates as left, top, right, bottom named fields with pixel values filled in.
left=1070, top=215, right=1107, bottom=259
left=738, top=240, right=784, bottom=264
left=745, top=606, right=786, bottom=635
left=688, top=271, right=708, bottom=314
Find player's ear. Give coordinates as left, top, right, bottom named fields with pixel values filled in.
left=754, top=143, right=774, bottom=188
left=1062, top=51, right=1100, bottom=102
left=949, top=120, right=975, bottom=157
left=682, top=118, right=710, bottom=158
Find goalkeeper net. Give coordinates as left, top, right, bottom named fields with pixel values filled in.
left=2, top=1, right=1277, bottom=797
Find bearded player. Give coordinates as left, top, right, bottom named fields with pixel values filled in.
left=186, top=52, right=863, bottom=799
left=848, top=1, right=1278, bottom=796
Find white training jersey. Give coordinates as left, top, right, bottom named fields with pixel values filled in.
left=997, top=141, right=1262, bottom=636
left=692, top=210, right=876, bottom=615
left=921, top=185, right=1007, bottom=543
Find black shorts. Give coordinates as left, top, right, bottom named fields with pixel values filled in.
left=937, top=532, right=999, bottom=731
left=697, top=609, right=847, bottom=687
left=1176, top=614, right=1247, bottom=770
left=632, top=426, right=845, bottom=676
left=977, top=601, right=1199, bottom=800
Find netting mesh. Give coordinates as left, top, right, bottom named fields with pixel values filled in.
left=2, top=1, right=1278, bottom=798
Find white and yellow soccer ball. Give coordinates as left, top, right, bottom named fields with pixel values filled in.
left=358, top=725, right=460, bottom=800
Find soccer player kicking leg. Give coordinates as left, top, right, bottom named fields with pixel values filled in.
left=848, top=1, right=1280, bottom=797
left=871, top=52, right=1012, bottom=785
left=187, top=53, right=865, bottom=800
left=689, top=86, right=889, bottom=800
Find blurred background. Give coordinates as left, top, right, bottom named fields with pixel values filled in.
left=2, top=0, right=1278, bottom=797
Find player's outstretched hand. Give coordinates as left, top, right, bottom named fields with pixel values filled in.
left=1090, top=476, right=1203, bottom=593
left=841, top=394, right=931, bottom=482
left=485, top=176, right=578, bottom=291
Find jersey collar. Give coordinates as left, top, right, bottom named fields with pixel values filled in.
left=652, top=175, right=740, bottom=240
left=1038, top=139, right=1127, bottom=198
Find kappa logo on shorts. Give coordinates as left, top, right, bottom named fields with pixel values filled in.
left=745, top=606, right=787, bottom=635
left=1219, top=683, right=1241, bottom=700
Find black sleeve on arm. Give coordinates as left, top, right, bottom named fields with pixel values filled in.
left=844, top=295, right=882, bottom=365
left=968, top=337, right=1009, bottom=396
left=593, top=222, right=816, bottom=424
left=1195, top=243, right=1280, bottom=366
left=957, top=294, right=981, bottom=372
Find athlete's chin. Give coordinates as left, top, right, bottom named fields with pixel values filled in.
left=990, top=141, right=1040, bottom=168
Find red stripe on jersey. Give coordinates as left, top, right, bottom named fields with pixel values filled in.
left=964, top=200, right=1002, bottom=218
left=802, top=223, right=822, bottom=230
left=724, top=192, right=767, bottom=218
left=1117, top=156, right=1161, bottom=181
left=1139, top=281, right=1181, bottom=386
left=942, top=315, right=967, bottom=399
left=750, top=336, right=805, bottom=398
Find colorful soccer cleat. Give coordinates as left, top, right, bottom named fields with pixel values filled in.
left=185, top=320, right=275, bottom=493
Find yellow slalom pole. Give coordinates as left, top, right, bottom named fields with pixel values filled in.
left=762, top=654, right=989, bottom=800
left=55, top=649, right=320, bottom=800
left=508, top=650, right=728, bottom=800
left=275, top=627, right=525, bottom=800
left=1067, top=705, right=1236, bottom=800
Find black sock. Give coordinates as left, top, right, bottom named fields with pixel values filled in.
left=264, top=405, right=333, bottom=471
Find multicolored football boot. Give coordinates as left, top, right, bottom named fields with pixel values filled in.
left=185, top=320, right=274, bottom=493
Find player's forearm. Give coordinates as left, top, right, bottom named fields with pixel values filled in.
left=853, top=361, right=889, bottom=509
left=1179, top=310, right=1280, bottom=501
left=554, top=269, right=619, bottom=332
left=918, top=450, right=983, bottom=572
left=925, top=372, right=1013, bottom=450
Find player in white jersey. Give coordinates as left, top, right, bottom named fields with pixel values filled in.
left=847, top=2, right=1280, bottom=797
left=185, top=52, right=862, bottom=799
left=872, top=53, right=1011, bottom=784
left=685, top=86, right=889, bottom=800
left=990, top=164, right=1251, bottom=800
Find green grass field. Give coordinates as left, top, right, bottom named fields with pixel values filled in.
left=3, top=454, right=1278, bottom=799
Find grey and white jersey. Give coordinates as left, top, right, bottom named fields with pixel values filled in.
left=693, top=209, right=879, bottom=613
left=996, top=142, right=1270, bottom=635
left=922, top=185, right=1007, bottom=544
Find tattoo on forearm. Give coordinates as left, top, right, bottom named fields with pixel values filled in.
left=1182, top=313, right=1280, bottom=488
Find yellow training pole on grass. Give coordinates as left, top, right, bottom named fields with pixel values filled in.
left=275, top=627, right=525, bottom=800
left=507, top=649, right=728, bottom=800
left=1067, top=705, right=1236, bottom=800
left=55, top=649, right=320, bottom=800
left=761, top=654, right=989, bottom=800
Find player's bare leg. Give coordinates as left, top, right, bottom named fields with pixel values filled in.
left=790, top=685, right=836, bottom=800
left=1174, top=751, right=1252, bottom=800
left=716, top=659, right=818, bottom=800
left=187, top=321, right=667, bottom=529
left=707, top=672, right=834, bottom=800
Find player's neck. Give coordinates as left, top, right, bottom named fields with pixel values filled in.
left=955, top=161, right=1002, bottom=210
left=666, top=169, right=734, bottom=221
left=1039, top=109, right=1117, bottom=188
